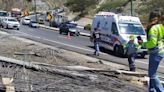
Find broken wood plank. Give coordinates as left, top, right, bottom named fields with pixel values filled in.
left=0, top=56, right=97, bottom=81
left=115, top=70, right=147, bottom=77
left=86, top=69, right=147, bottom=77
left=14, top=52, right=36, bottom=55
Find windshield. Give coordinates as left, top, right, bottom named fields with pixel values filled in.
left=25, top=19, right=30, bottom=20
left=67, top=24, right=76, bottom=28
left=31, top=21, right=37, bottom=23
left=119, top=23, right=145, bottom=35
left=8, top=18, right=17, bottom=22
left=0, top=12, right=8, bottom=17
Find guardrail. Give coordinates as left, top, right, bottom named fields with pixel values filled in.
left=38, top=24, right=91, bottom=37
left=24, top=14, right=91, bottom=37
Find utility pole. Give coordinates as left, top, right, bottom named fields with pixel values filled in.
left=34, top=0, right=37, bottom=21
left=130, top=0, right=133, bottom=16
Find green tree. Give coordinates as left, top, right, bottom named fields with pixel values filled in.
left=138, top=0, right=164, bottom=22
left=65, top=0, right=97, bottom=14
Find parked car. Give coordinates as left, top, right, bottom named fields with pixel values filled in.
left=38, top=18, right=44, bottom=24
left=59, top=22, right=80, bottom=36
left=2, top=17, right=20, bottom=30
left=22, top=17, right=30, bottom=25
left=0, top=19, right=3, bottom=28
left=29, top=20, right=39, bottom=28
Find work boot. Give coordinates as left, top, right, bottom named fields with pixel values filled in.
left=130, top=68, right=136, bottom=72
left=96, top=53, right=99, bottom=56
left=96, top=52, right=99, bottom=56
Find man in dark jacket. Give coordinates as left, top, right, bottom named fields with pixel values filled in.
left=92, top=28, right=100, bottom=56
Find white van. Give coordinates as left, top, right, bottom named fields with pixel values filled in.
left=0, top=11, right=8, bottom=27
left=91, top=12, right=147, bottom=57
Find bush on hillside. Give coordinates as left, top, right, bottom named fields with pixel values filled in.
left=84, top=24, right=91, bottom=31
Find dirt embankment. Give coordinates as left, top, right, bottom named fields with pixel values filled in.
left=0, top=32, right=147, bottom=92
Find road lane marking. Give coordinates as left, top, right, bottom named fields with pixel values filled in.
left=136, top=60, right=164, bottom=68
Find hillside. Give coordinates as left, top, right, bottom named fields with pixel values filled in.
left=0, top=0, right=26, bottom=11
left=42, top=0, right=66, bottom=9
left=0, top=0, right=163, bottom=22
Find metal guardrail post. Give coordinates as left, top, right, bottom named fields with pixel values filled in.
left=34, top=0, right=37, bottom=21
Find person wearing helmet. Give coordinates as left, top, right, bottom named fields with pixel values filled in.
left=144, top=10, right=164, bottom=92
left=126, top=35, right=138, bottom=72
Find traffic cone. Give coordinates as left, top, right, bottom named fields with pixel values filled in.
left=66, top=32, right=71, bottom=39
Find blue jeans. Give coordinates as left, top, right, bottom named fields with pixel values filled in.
left=94, top=42, right=100, bottom=56
left=148, top=52, right=164, bottom=92
left=128, top=53, right=136, bottom=71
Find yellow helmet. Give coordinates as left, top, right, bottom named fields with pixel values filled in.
left=129, top=35, right=135, bottom=40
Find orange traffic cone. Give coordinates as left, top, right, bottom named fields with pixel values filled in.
left=66, top=32, right=71, bottom=39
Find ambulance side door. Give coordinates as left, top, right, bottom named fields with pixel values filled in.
left=111, top=22, right=119, bottom=45
left=99, top=16, right=109, bottom=45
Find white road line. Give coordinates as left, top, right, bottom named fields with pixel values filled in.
left=136, top=60, right=164, bottom=68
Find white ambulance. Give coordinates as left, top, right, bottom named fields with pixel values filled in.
left=91, top=12, right=147, bottom=57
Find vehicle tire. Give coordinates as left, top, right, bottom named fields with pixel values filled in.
left=5, top=25, right=8, bottom=29
left=99, top=46, right=104, bottom=52
left=140, top=53, right=146, bottom=58
left=76, top=32, right=80, bottom=36
left=114, top=45, right=124, bottom=57
left=119, top=45, right=125, bottom=57
left=114, top=45, right=119, bottom=56
left=59, top=30, right=62, bottom=34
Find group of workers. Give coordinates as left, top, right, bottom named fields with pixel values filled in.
left=91, top=10, right=164, bottom=92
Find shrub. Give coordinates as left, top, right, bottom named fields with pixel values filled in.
left=84, top=24, right=91, bottom=31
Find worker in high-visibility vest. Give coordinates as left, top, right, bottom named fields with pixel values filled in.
left=143, top=10, right=164, bottom=92
left=48, top=13, right=53, bottom=22
left=23, top=10, right=29, bottom=16
left=125, top=35, right=139, bottom=72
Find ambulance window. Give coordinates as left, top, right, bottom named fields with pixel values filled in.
left=112, top=22, right=119, bottom=35
left=96, top=21, right=100, bottom=28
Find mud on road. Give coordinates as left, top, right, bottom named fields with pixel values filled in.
left=0, top=32, right=147, bottom=92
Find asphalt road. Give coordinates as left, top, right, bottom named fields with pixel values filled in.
left=1, top=24, right=164, bottom=76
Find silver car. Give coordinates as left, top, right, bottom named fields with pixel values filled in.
left=2, top=17, right=20, bottom=30
left=22, top=17, right=30, bottom=25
